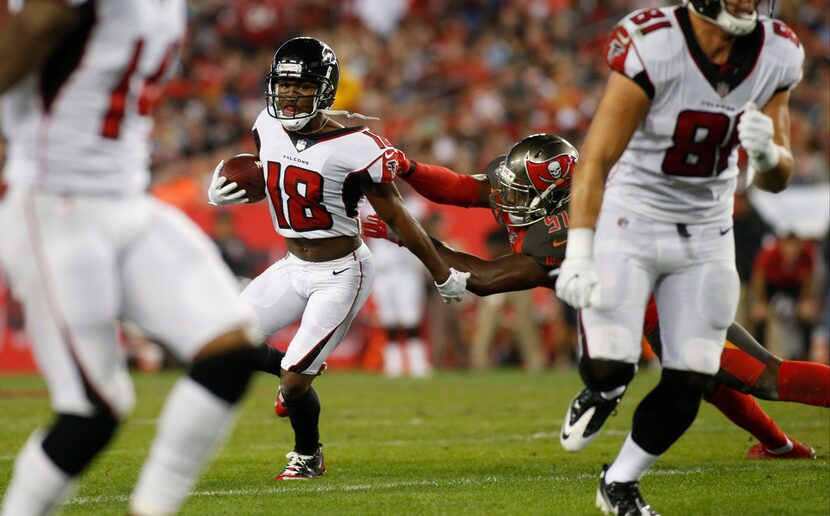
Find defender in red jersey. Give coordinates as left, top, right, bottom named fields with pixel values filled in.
left=362, top=134, right=825, bottom=463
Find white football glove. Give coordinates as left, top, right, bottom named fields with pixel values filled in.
left=207, top=160, right=249, bottom=206
left=738, top=101, right=780, bottom=173
left=553, top=228, right=601, bottom=309
left=435, top=267, right=470, bottom=303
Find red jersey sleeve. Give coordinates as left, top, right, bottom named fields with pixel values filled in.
left=400, top=161, right=482, bottom=207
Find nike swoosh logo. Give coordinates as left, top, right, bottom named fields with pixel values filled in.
left=383, top=150, right=396, bottom=159
left=560, top=408, right=580, bottom=439
left=552, top=239, right=567, bottom=247
left=719, top=227, right=732, bottom=236
left=332, top=268, right=349, bottom=276
left=561, top=403, right=594, bottom=442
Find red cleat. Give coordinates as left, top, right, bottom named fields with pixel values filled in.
left=747, top=437, right=816, bottom=459
left=274, top=362, right=328, bottom=418
left=274, top=391, right=289, bottom=418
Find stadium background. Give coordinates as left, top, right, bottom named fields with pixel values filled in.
left=0, top=0, right=828, bottom=373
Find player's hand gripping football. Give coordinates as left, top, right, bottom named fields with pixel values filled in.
left=361, top=214, right=402, bottom=245
left=553, top=228, right=600, bottom=309
left=435, top=267, right=470, bottom=303
left=738, top=101, right=780, bottom=174
left=207, top=160, right=249, bottom=206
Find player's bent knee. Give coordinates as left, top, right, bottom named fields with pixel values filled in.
left=280, top=372, right=314, bottom=400
left=41, top=411, right=119, bottom=476
left=580, top=357, right=636, bottom=392
left=662, top=368, right=716, bottom=398
left=670, top=337, right=723, bottom=375
left=696, top=263, right=739, bottom=330
left=193, top=327, right=257, bottom=362
left=189, top=346, right=258, bottom=404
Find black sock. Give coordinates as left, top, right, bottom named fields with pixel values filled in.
left=254, top=343, right=285, bottom=377
left=189, top=347, right=257, bottom=404
left=284, top=387, right=321, bottom=455
left=631, top=368, right=714, bottom=455
left=579, top=357, right=635, bottom=392
left=42, top=412, right=119, bottom=476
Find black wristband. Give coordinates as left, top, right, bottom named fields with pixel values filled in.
left=400, top=159, right=417, bottom=178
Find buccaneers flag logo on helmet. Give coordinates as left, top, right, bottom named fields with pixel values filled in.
left=525, top=154, right=576, bottom=195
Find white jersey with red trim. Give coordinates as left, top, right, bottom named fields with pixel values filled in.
left=603, top=6, right=804, bottom=223
left=1, top=0, right=184, bottom=195
left=252, top=109, right=400, bottom=239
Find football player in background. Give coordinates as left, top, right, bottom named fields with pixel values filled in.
left=0, top=1, right=262, bottom=514
left=364, top=192, right=433, bottom=378
left=362, top=133, right=826, bottom=496
left=207, top=37, right=469, bottom=480
left=554, top=1, right=803, bottom=513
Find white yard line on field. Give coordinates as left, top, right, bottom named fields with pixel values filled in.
left=64, top=467, right=716, bottom=507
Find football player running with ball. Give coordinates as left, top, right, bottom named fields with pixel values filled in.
left=554, top=0, right=803, bottom=514
left=363, top=133, right=825, bottom=512
left=0, top=1, right=263, bottom=514
left=207, top=37, right=469, bottom=480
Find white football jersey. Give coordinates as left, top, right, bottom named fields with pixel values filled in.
left=1, top=0, right=185, bottom=195
left=602, top=6, right=804, bottom=223
left=252, top=110, right=400, bottom=239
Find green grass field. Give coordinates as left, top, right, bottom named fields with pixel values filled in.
left=1, top=368, right=828, bottom=515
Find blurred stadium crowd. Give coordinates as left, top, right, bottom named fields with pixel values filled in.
left=151, top=0, right=829, bottom=183
left=2, top=0, right=829, bottom=373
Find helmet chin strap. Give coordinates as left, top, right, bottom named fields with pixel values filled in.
left=278, top=115, right=313, bottom=131
left=688, top=1, right=757, bottom=37
left=715, top=2, right=757, bottom=36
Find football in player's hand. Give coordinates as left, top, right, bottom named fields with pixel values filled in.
left=221, top=154, right=265, bottom=202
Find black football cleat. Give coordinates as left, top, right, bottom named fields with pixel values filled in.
left=596, top=464, right=659, bottom=516
left=275, top=445, right=326, bottom=480
left=560, top=387, right=622, bottom=452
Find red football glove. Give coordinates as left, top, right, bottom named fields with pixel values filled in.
left=362, top=214, right=402, bottom=245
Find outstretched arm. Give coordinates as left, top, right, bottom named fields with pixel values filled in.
left=362, top=181, right=451, bottom=283
left=429, top=239, right=554, bottom=296
left=363, top=181, right=472, bottom=302
left=398, top=160, right=491, bottom=208
left=361, top=214, right=552, bottom=296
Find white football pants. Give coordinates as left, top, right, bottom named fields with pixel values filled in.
left=241, top=242, right=375, bottom=375
left=580, top=204, right=739, bottom=375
